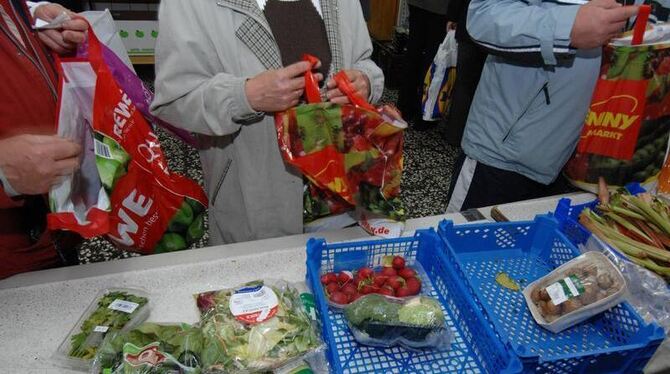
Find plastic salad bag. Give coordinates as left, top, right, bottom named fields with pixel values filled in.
left=193, top=280, right=324, bottom=372
left=90, top=323, right=203, bottom=373
left=565, top=7, right=670, bottom=192
left=276, top=55, right=406, bottom=238
left=343, top=294, right=453, bottom=350
left=48, top=27, right=208, bottom=254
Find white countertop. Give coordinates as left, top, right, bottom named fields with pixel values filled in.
left=3, top=192, right=667, bottom=373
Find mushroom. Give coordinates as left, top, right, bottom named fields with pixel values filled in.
left=597, top=273, right=614, bottom=290
left=541, top=300, right=562, bottom=316
left=538, top=288, right=551, bottom=302
left=562, top=298, right=583, bottom=314
left=578, top=286, right=599, bottom=306
left=531, top=287, right=542, bottom=303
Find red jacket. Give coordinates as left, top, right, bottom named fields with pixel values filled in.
left=0, top=0, right=63, bottom=279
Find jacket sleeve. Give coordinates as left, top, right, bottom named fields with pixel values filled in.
left=467, top=0, right=582, bottom=66
left=150, top=1, right=261, bottom=137
left=346, top=1, right=384, bottom=104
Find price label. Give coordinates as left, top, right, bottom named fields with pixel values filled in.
left=108, top=299, right=140, bottom=314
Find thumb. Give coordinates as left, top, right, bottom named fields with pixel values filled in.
left=607, top=5, right=640, bottom=23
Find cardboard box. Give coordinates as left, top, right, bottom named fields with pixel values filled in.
left=115, top=20, right=158, bottom=56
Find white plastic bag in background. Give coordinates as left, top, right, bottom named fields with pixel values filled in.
left=80, top=10, right=134, bottom=71
left=580, top=235, right=670, bottom=334
left=421, top=30, right=457, bottom=122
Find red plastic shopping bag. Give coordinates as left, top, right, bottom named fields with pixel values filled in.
left=48, top=27, right=207, bottom=254
left=276, top=55, right=406, bottom=237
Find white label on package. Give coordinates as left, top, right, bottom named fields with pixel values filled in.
left=229, top=285, right=279, bottom=324
left=93, top=325, right=110, bottom=333
left=546, top=275, right=585, bottom=305
left=108, top=299, right=140, bottom=314
left=94, top=138, right=113, bottom=159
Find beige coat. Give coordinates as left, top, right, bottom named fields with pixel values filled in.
left=151, top=0, right=384, bottom=244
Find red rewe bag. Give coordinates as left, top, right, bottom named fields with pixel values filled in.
left=48, top=28, right=207, bottom=254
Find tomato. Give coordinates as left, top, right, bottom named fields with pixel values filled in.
left=326, top=282, right=339, bottom=294
left=330, top=291, right=349, bottom=304
left=357, top=267, right=374, bottom=279
left=341, top=283, right=357, bottom=296
left=373, top=274, right=388, bottom=287
left=381, top=267, right=397, bottom=277
left=320, top=274, right=330, bottom=285
left=405, top=277, right=422, bottom=295
left=337, top=271, right=352, bottom=285
left=360, top=284, right=379, bottom=295
left=385, top=276, right=405, bottom=290
left=392, top=256, right=405, bottom=270
left=398, top=268, right=416, bottom=280
left=395, top=286, right=412, bottom=297
left=378, top=285, right=395, bottom=297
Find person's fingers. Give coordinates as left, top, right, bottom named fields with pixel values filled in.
left=63, top=18, right=89, bottom=32
left=326, top=79, right=337, bottom=89
left=314, top=73, right=324, bottom=82
left=292, top=88, right=303, bottom=99
left=47, top=139, right=82, bottom=160
left=53, top=157, right=80, bottom=176
left=326, top=88, right=343, bottom=99
left=282, top=61, right=312, bottom=78
left=27, top=134, right=62, bottom=145
left=590, top=0, right=621, bottom=9
left=62, top=30, right=86, bottom=45
left=607, top=5, right=639, bottom=22
left=329, top=96, right=350, bottom=105
left=288, top=76, right=306, bottom=90
left=38, top=31, right=67, bottom=54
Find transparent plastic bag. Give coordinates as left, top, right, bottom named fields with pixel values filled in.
left=523, top=252, right=627, bottom=333
left=90, top=323, right=203, bottom=373
left=54, top=288, right=151, bottom=371
left=194, top=279, right=325, bottom=373
left=581, top=235, right=670, bottom=334
left=343, top=294, right=453, bottom=350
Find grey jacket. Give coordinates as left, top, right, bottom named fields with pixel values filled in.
left=463, top=0, right=601, bottom=184
left=407, top=0, right=448, bottom=15
left=150, top=0, right=384, bottom=244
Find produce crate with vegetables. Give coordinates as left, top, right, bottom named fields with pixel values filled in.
left=437, top=216, right=664, bottom=373
left=306, top=231, right=523, bottom=373
left=54, top=288, right=150, bottom=371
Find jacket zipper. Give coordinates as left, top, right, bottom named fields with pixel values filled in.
left=3, top=2, right=57, bottom=100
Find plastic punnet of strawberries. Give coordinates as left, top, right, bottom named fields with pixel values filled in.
left=320, top=256, right=422, bottom=307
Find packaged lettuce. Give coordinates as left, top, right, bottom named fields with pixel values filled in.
left=344, top=294, right=453, bottom=350
left=194, top=280, right=324, bottom=372
left=90, top=323, right=203, bottom=374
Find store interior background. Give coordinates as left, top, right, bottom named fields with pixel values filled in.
left=66, top=0, right=460, bottom=263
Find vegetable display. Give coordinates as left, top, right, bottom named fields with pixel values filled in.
left=321, top=256, right=422, bottom=306
left=579, top=182, right=670, bottom=281
left=60, top=290, right=149, bottom=364
left=194, top=280, right=322, bottom=372
left=92, top=323, right=203, bottom=374
left=523, top=252, right=627, bottom=333
left=343, top=294, right=452, bottom=349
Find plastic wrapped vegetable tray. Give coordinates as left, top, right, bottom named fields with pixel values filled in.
left=437, top=215, right=664, bottom=373
left=306, top=230, right=523, bottom=374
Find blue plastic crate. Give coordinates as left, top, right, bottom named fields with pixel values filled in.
left=305, top=230, right=523, bottom=374
left=437, top=215, right=665, bottom=374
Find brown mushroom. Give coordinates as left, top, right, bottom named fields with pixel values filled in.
left=541, top=300, right=562, bottom=316
left=578, top=286, right=599, bottom=306
left=531, top=287, right=542, bottom=303
left=562, top=298, right=583, bottom=314
left=597, top=273, right=614, bottom=290
left=538, top=288, right=551, bottom=302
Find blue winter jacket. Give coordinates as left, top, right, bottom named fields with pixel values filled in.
left=463, top=0, right=601, bottom=184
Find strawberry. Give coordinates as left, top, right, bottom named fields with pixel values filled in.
left=381, top=267, right=397, bottom=277
left=373, top=274, right=388, bottom=287
left=405, top=277, right=422, bottom=295
left=385, top=276, right=405, bottom=290
left=337, top=271, right=353, bottom=285
left=398, top=268, right=416, bottom=280
left=378, top=285, right=395, bottom=297
left=320, top=274, right=330, bottom=285
left=341, top=283, right=357, bottom=296
left=329, top=291, right=349, bottom=304
left=323, top=272, right=337, bottom=284
left=392, top=256, right=406, bottom=270
left=326, top=282, right=339, bottom=294
left=395, top=286, right=412, bottom=297
left=357, top=267, right=374, bottom=279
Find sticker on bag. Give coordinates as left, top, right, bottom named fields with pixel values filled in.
left=578, top=79, right=648, bottom=160
left=229, top=284, right=279, bottom=324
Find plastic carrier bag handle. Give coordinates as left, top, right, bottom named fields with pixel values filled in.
left=301, top=54, right=376, bottom=111
left=632, top=4, right=651, bottom=46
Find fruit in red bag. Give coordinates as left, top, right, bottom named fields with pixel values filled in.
left=373, top=274, right=388, bottom=287
left=341, top=283, right=357, bottom=296
left=386, top=276, right=405, bottom=290
left=381, top=267, right=397, bottom=277
left=398, top=268, right=416, bottom=280
left=357, top=267, right=374, bottom=279
left=330, top=291, right=349, bottom=304
left=406, top=277, right=422, bottom=295
left=392, top=256, right=405, bottom=270
left=326, top=282, right=339, bottom=294
left=378, top=285, right=395, bottom=296
left=338, top=271, right=352, bottom=284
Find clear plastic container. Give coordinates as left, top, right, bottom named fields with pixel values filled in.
left=53, top=287, right=151, bottom=371
left=523, top=252, right=627, bottom=333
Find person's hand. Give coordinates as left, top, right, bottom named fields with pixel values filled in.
left=245, top=61, right=323, bottom=112
left=570, top=0, right=639, bottom=49
left=447, top=21, right=457, bottom=31
left=0, top=135, right=81, bottom=195
left=326, top=70, right=370, bottom=105
left=35, top=3, right=88, bottom=55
